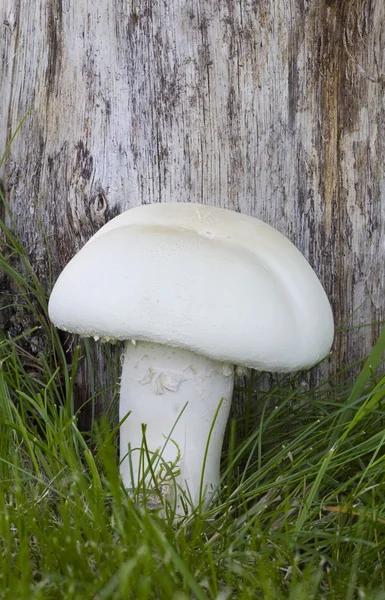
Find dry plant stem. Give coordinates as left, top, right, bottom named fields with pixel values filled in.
left=119, top=341, right=234, bottom=509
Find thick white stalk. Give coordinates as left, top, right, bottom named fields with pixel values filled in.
left=119, top=341, right=234, bottom=510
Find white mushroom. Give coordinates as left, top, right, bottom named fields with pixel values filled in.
left=48, top=203, right=334, bottom=512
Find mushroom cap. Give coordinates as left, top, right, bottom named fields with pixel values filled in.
left=48, top=203, right=334, bottom=372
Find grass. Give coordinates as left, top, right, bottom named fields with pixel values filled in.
left=1, top=192, right=385, bottom=599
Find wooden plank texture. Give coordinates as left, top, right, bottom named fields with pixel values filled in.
left=1, top=0, right=384, bottom=420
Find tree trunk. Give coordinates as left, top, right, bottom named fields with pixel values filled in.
left=1, top=0, right=384, bottom=422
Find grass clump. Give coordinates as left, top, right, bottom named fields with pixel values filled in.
left=1, top=194, right=385, bottom=599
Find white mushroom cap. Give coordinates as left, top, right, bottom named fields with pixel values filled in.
left=48, top=203, right=334, bottom=372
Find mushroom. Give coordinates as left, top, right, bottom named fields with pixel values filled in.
left=48, top=203, right=334, bottom=512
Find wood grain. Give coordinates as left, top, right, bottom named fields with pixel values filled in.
left=1, top=0, right=384, bottom=420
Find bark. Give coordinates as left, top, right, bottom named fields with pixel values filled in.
left=0, top=0, right=384, bottom=421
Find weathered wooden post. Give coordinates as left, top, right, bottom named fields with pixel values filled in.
left=1, top=1, right=384, bottom=422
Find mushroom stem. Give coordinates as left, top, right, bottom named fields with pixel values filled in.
left=119, top=341, right=234, bottom=511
